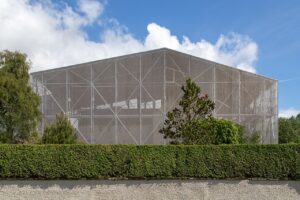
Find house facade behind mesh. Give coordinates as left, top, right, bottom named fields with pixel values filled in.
left=30, top=48, right=278, bottom=144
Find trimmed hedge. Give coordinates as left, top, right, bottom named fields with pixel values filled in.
left=0, top=144, right=299, bottom=180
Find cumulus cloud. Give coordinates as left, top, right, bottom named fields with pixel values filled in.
left=77, top=0, right=104, bottom=23
left=145, top=23, right=258, bottom=73
left=279, top=108, right=300, bottom=118
left=0, top=0, right=258, bottom=73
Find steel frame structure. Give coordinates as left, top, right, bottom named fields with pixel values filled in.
left=30, top=48, right=278, bottom=144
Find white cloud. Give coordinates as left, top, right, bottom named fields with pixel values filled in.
left=279, top=108, right=300, bottom=118
left=145, top=23, right=180, bottom=49
left=0, top=0, right=258, bottom=73
left=77, top=0, right=104, bottom=23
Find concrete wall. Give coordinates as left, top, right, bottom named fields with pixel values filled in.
left=0, top=180, right=299, bottom=200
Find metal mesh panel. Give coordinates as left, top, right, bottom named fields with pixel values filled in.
left=214, top=64, right=239, bottom=116
left=165, top=83, right=182, bottom=112
left=165, top=51, right=189, bottom=84
left=74, top=117, right=91, bottom=143
left=43, top=70, right=65, bottom=84
left=43, top=84, right=66, bottom=115
left=118, top=117, right=140, bottom=144
left=240, top=116, right=264, bottom=138
left=141, top=52, right=164, bottom=115
left=93, top=117, right=115, bottom=144
left=190, top=57, right=214, bottom=83
left=141, top=116, right=163, bottom=144
left=215, top=82, right=239, bottom=115
left=69, top=85, right=91, bottom=116
left=93, top=60, right=115, bottom=116
left=31, top=48, right=278, bottom=144
left=69, top=64, right=91, bottom=84
left=141, top=85, right=163, bottom=115
left=240, top=71, right=265, bottom=115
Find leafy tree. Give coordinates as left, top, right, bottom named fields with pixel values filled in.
left=42, top=113, right=78, bottom=144
left=0, top=50, right=40, bottom=143
left=279, top=115, right=300, bottom=143
left=159, top=78, right=215, bottom=144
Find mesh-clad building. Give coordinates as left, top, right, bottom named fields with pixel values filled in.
left=30, top=48, right=278, bottom=144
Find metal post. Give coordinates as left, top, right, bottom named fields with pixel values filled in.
left=66, top=70, right=69, bottom=116
left=238, top=71, right=241, bottom=124
left=213, top=64, right=216, bottom=117
left=139, top=55, right=142, bottom=145
left=263, top=79, right=267, bottom=143
left=276, top=80, right=279, bottom=144
left=90, top=64, right=94, bottom=144
left=114, top=60, right=118, bottom=144
left=163, top=50, right=166, bottom=144
left=41, top=72, right=44, bottom=135
left=188, top=55, right=191, bottom=76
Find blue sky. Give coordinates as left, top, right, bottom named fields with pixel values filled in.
left=105, top=0, right=300, bottom=116
left=1, top=0, right=300, bottom=117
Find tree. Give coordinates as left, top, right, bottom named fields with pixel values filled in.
left=159, top=78, right=215, bottom=144
left=159, top=78, right=259, bottom=145
left=279, top=115, right=300, bottom=143
left=159, top=79, right=215, bottom=144
left=42, top=113, right=78, bottom=144
left=0, top=50, right=40, bottom=143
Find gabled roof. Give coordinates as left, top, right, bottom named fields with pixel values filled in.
left=30, top=48, right=276, bottom=82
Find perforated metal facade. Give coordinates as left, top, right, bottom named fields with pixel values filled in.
left=30, top=48, right=278, bottom=144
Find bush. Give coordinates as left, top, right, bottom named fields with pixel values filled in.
left=237, top=125, right=261, bottom=144
left=42, top=113, right=78, bottom=144
left=161, top=117, right=256, bottom=145
left=0, top=144, right=298, bottom=180
left=211, top=118, right=240, bottom=144
left=27, top=131, right=41, bottom=144
left=171, top=118, right=241, bottom=145
left=279, top=117, right=300, bottom=143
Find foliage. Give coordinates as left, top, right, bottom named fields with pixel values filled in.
left=0, top=50, right=40, bottom=143
left=0, top=144, right=298, bottom=180
left=42, top=113, right=78, bottom=144
left=159, top=78, right=258, bottom=145
left=247, top=132, right=261, bottom=144
left=168, top=118, right=242, bottom=145
left=28, top=132, right=41, bottom=144
left=237, top=125, right=261, bottom=144
left=159, top=78, right=215, bottom=144
left=211, top=118, right=240, bottom=144
left=279, top=115, right=300, bottom=143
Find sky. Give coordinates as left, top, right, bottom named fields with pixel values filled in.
left=0, top=0, right=300, bottom=117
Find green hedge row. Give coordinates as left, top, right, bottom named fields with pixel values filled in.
left=0, top=144, right=299, bottom=180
